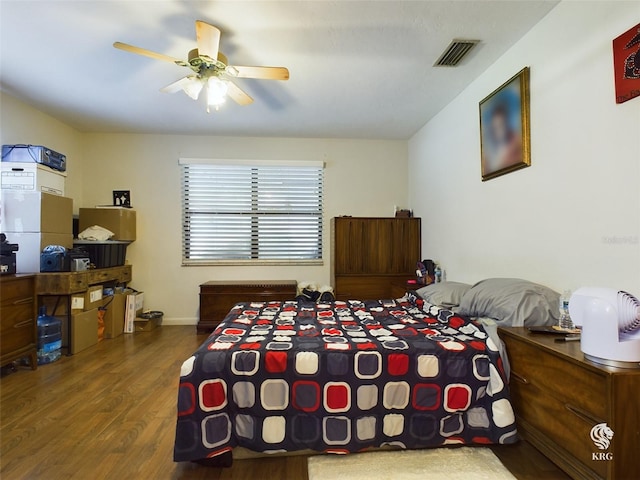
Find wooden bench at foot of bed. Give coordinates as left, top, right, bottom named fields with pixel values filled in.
left=198, top=280, right=298, bottom=333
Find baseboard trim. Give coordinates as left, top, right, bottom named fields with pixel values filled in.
left=162, top=317, right=197, bottom=326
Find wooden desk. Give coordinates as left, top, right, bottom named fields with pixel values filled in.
left=36, top=265, right=132, bottom=294
left=36, top=265, right=132, bottom=354
left=499, top=327, right=640, bottom=480
left=199, top=280, right=298, bottom=333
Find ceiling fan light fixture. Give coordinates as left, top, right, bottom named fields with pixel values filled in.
left=207, top=77, right=229, bottom=109
left=182, top=78, right=204, bottom=100
left=114, top=21, right=281, bottom=109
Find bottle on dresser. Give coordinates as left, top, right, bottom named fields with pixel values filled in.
left=558, top=289, right=574, bottom=330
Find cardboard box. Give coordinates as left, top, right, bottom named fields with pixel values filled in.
left=124, top=291, right=144, bottom=333
left=1, top=191, right=73, bottom=234
left=84, top=285, right=104, bottom=310
left=1, top=162, right=66, bottom=196
left=102, top=292, right=127, bottom=339
left=134, top=314, right=162, bottom=332
left=79, top=208, right=136, bottom=241
left=70, top=308, right=99, bottom=354
left=3, top=232, right=73, bottom=273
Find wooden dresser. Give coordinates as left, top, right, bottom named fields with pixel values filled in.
left=198, top=280, right=298, bottom=333
left=1, top=275, right=37, bottom=369
left=331, top=217, right=421, bottom=300
left=499, top=327, right=640, bottom=480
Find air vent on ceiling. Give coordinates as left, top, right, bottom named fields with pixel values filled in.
left=434, top=39, right=480, bottom=67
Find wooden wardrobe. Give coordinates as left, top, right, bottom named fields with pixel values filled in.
left=331, top=217, right=421, bottom=300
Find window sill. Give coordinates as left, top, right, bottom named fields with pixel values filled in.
left=182, top=259, right=324, bottom=267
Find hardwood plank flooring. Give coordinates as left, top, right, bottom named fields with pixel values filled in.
left=1, top=326, right=568, bottom=480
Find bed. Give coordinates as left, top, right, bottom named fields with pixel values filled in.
left=173, top=293, right=519, bottom=463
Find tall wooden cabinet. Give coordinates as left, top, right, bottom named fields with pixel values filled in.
left=331, top=217, right=421, bottom=300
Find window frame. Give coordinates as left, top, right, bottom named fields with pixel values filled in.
left=179, top=158, right=325, bottom=266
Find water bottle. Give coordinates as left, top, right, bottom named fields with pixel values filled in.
left=558, top=290, right=574, bottom=330
left=434, top=265, right=442, bottom=284
left=37, top=306, right=62, bottom=364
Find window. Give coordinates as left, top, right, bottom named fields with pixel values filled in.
left=180, top=159, right=324, bottom=265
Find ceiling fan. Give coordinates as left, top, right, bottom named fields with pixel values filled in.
left=113, top=20, right=289, bottom=111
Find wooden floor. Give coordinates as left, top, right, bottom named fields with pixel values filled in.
left=1, top=326, right=569, bottom=480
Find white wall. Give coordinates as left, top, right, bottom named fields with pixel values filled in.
left=408, top=1, right=640, bottom=294
left=0, top=92, right=407, bottom=324
left=0, top=92, right=84, bottom=210
left=81, top=133, right=408, bottom=323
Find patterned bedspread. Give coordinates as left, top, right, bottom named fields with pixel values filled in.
left=173, top=297, right=517, bottom=462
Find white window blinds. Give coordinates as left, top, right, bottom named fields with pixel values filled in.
left=180, top=159, right=324, bottom=265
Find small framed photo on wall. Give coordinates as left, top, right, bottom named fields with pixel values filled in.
left=479, top=66, right=531, bottom=181
left=113, top=190, right=131, bottom=207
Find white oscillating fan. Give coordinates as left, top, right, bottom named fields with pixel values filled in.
left=569, top=287, right=640, bottom=368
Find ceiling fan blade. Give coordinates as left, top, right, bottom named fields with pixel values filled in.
left=195, top=21, right=221, bottom=60
left=161, top=77, right=193, bottom=94
left=113, top=42, right=183, bottom=64
left=226, top=81, right=254, bottom=105
left=228, top=65, right=290, bottom=80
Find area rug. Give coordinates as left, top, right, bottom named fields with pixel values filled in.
left=307, top=447, right=516, bottom=480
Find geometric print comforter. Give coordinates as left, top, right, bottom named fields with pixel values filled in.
left=173, top=296, right=517, bottom=462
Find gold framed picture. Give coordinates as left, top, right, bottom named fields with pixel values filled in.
left=479, top=67, right=531, bottom=181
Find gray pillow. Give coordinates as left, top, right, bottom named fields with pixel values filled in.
left=455, top=278, right=559, bottom=327
left=416, top=282, right=472, bottom=308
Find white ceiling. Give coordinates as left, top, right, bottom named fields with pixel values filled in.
left=0, top=1, right=558, bottom=139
